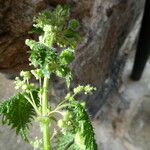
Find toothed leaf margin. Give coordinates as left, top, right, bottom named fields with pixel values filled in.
left=0, top=91, right=38, bottom=141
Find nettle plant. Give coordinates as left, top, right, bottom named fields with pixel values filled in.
left=0, top=5, right=97, bottom=150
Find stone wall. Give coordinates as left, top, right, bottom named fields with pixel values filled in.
left=0, top=0, right=146, bottom=115
left=70, top=0, right=145, bottom=115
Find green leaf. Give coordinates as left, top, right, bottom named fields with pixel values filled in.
left=33, top=5, right=70, bottom=29
left=0, top=91, right=38, bottom=141
left=56, top=66, right=70, bottom=78
left=26, top=39, right=58, bottom=70
left=72, top=103, right=97, bottom=150
left=57, top=102, right=98, bottom=150
left=28, top=26, right=44, bottom=34
left=32, top=5, right=80, bottom=49
left=69, top=19, right=79, bottom=30
left=56, top=132, right=81, bottom=150
left=59, top=48, right=75, bottom=65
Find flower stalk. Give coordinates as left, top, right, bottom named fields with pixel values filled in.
left=41, top=77, right=51, bottom=150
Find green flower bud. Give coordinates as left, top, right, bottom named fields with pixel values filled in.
left=62, top=111, right=70, bottom=120
left=58, top=120, right=64, bottom=128
left=73, top=85, right=84, bottom=94
left=31, top=69, right=43, bottom=79
left=14, top=77, right=24, bottom=89
left=20, top=71, right=31, bottom=80
left=84, top=85, right=96, bottom=94
left=22, top=84, right=28, bottom=90
left=80, top=102, right=86, bottom=107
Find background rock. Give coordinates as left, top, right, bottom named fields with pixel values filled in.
left=0, top=0, right=146, bottom=115
left=70, top=0, right=145, bottom=115
left=0, top=0, right=47, bottom=69
left=93, top=55, right=150, bottom=150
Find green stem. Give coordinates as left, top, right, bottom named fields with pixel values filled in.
left=42, top=121, right=51, bottom=150
left=55, top=103, right=75, bottom=111
left=24, top=95, right=40, bottom=115
left=42, top=77, right=51, bottom=150
left=39, top=78, right=42, bottom=105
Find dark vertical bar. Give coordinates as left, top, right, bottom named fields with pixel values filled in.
left=131, top=0, right=150, bottom=81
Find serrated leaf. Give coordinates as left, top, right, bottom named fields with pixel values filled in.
left=28, top=26, right=44, bottom=34
left=59, top=48, right=75, bottom=65
left=26, top=39, right=58, bottom=71
left=57, top=102, right=98, bottom=150
left=72, top=103, right=98, bottom=150
left=0, top=91, right=38, bottom=141
left=33, top=5, right=70, bottom=29
left=56, top=132, right=81, bottom=150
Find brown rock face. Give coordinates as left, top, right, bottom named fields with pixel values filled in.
left=0, top=0, right=146, bottom=115
left=72, top=0, right=144, bottom=86
left=0, top=0, right=47, bottom=69
left=70, top=0, right=145, bottom=115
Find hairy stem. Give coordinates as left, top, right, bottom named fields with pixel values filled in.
left=42, top=77, right=51, bottom=150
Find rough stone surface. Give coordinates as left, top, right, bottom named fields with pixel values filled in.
left=0, top=0, right=146, bottom=115
left=94, top=55, right=150, bottom=150
left=0, top=0, right=47, bottom=69
left=70, top=0, right=145, bottom=115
